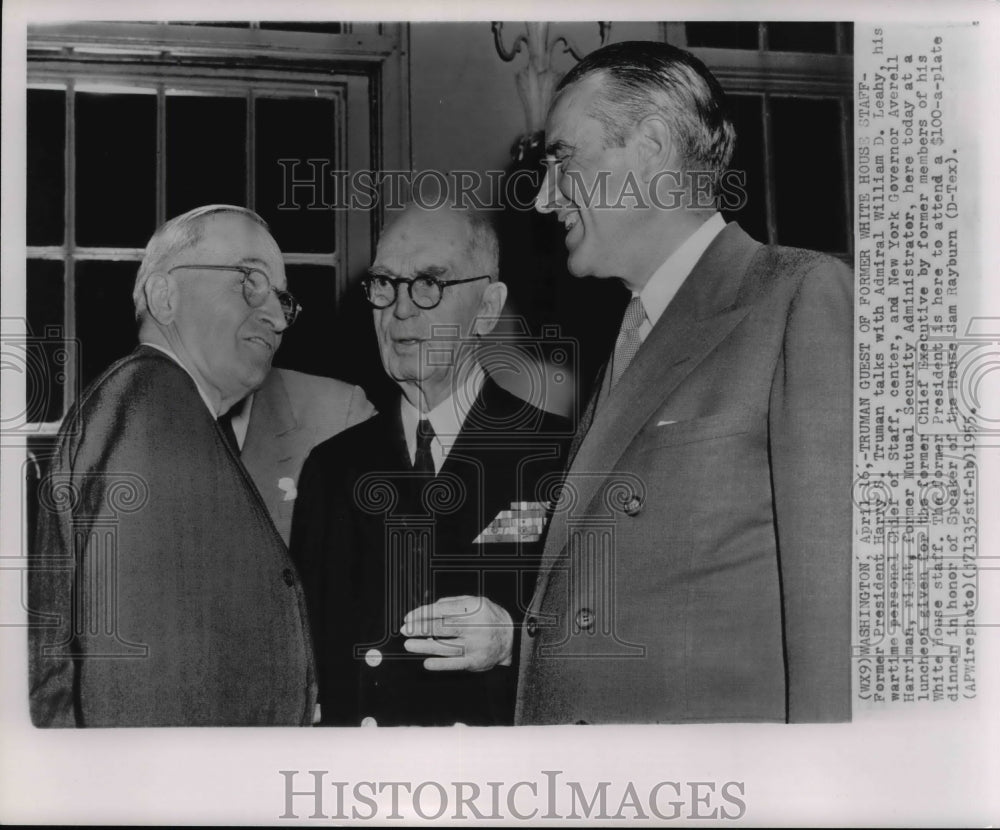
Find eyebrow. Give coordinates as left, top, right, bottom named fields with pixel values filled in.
left=367, top=265, right=448, bottom=279
left=543, top=139, right=572, bottom=158
left=237, top=256, right=269, bottom=268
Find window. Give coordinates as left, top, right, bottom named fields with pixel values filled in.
left=25, top=21, right=409, bottom=430
left=662, top=22, right=854, bottom=260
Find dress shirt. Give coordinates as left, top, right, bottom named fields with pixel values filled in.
left=635, top=211, right=726, bottom=342
left=400, top=364, right=486, bottom=474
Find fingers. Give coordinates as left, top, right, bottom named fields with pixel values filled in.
left=402, top=637, right=464, bottom=657
left=401, top=595, right=486, bottom=638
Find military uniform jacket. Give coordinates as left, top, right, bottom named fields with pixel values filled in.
left=291, top=377, right=569, bottom=726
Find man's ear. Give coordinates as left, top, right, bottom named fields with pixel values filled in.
left=473, top=280, right=508, bottom=337
left=144, top=271, right=178, bottom=325
left=633, top=114, right=676, bottom=183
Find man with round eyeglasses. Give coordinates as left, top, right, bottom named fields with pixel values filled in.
left=291, top=203, right=570, bottom=726
left=27, top=204, right=373, bottom=726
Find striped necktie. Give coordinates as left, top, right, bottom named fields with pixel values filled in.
left=610, top=295, right=647, bottom=388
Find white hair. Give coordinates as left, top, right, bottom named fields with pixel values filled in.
left=132, top=204, right=269, bottom=321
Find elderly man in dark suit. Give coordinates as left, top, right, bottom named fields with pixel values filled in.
left=516, top=41, right=853, bottom=724
left=29, top=204, right=320, bottom=726
left=291, top=204, right=569, bottom=726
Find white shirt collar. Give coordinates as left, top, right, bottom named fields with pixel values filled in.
left=637, top=212, right=726, bottom=335
left=400, top=363, right=486, bottom=473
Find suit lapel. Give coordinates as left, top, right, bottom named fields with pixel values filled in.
left=242, top=370, right=300, bottom=511
left=539, top=223, right=762, bottom=570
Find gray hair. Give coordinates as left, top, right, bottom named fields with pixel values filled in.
left=132, top=204, right=269, bottom=321
left=556, top=41, right=737, bottom=191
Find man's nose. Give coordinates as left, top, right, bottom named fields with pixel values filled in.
left=534, top=168, right=560, bottom=215
left=392, top=283, right=420, bottom=319
left=258, top=292, right=288, bottom=334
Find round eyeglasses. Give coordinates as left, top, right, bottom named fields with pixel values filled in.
left=362, top=272, right=491, bottom=310
left=168, top=264, right=301, bottom=326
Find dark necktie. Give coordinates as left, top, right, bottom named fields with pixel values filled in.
left=413, top=418, right=436, bottom=475
left=218, top=410, right=240, bottom=455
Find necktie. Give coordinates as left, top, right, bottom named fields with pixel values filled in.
left=610, top=295, right=647, bottom=388
left=218, top=410, right=240, bottom=454
left=413, top=418, right=436, bottom=475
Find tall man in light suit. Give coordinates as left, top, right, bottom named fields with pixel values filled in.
left=516, top=41, right=853, bottom=723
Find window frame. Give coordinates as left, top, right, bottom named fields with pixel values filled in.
left=26, top=21, right=410, bottom=431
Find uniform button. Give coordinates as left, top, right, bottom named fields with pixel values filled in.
left=360, top=716, right=378, bottom=727
left=575, top=608, right=596, bottom=631
left=282, top=568, right=295, bottom=586
left=623, top=493, right=643, bottom=516
left=364, top=648, right=383, bottom=668
left=526, top=616, right=539, bottom=637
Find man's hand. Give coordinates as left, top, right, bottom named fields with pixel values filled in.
left=401, top=595, right=513, bottom=672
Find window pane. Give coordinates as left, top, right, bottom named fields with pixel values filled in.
left=270, top=264, right=339, bottom=376
left=27, top=89, right=66, bottom=247
left=770, top=97, right=848, bottom=253
left=685, top=23, right=759, bottom=50
left=767, top=23, right=838, bottom=54
left=166, top=93, right=247, bottom=217
left=26, top=259, right=66, bottom=423
left=76, top=92, right=157, bottom=248
left=722, top=94, right=768, bottom=244
left=254, top=96, right=338, bottom=254
left=259, top=22, right=346, bottom=34
left=75, top=261, right=140, bottom=389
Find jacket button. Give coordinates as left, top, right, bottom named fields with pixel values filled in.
left=526, top=616, right=538, bottom=637
left=360, top=716, right=378, bottom=727
left=623, top=493, right=643, bottom=516
left=364, top=648, right=382, bottom=668
left=575, top=608, right=596, bottom=631
left=282, top=568, right=295, bottom=586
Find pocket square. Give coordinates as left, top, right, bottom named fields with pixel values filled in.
left=277, top=477, right=297, bottom=502
left=474, top=501, right=549, bottom=544
left=656, top=419, right=677, bottom=427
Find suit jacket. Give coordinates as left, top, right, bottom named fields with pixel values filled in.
left=28, top=346, right=317, bottom=726
left=291, top=377, right=570, bottom=726
left=515, top=223, right=853, bottom=724
left=242, top=368, right=374, bottom=546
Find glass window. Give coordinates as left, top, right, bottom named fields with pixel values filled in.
left=27, top=88, right=65, bottom=247
left=723, top=93, right=768, bottom=244
left=770, top=96, right=847, bottom=252
left=166, top=93, right=248, bottom=217
left=254, top=96, right=339, bottom=254
left=25, top=259, right=66, bottom=424
left=74, top=261, right=140, bottom=389
left=75, top=91, right=157, bottom=247
left=767, top=23, right=839, bottom=54
left=685, top=23, right=759, bottom=50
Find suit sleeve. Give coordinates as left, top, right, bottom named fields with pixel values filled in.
left=769, top=258, right=853, bottom=722
left=345, top=385, right=376, bottom=429
left=28, top=434, right=80, bottom=727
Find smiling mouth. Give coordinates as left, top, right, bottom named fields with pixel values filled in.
left=245, top=335, right=274, bottom=352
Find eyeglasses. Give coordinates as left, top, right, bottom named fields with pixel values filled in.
left=362, top=272, right=491, bottom=310
left=168, top=264, right=301, bottom=326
